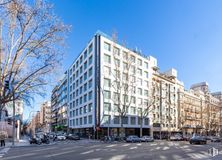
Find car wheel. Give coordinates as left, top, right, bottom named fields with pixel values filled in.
left=190, top=141, right=192, bottom=144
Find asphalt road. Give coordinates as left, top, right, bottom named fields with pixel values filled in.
left=2, top=140, right=222, bottom=160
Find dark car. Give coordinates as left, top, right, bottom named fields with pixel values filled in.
left=29, top=136, right=42, bottom=145
left=66, top=134, right=80, bottom=140
left=189, top=136, right=207, bottom=144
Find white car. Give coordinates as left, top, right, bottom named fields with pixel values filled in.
left=140, top=136, right=154, bottom=142
left=57, top=134, right=66, bottom=140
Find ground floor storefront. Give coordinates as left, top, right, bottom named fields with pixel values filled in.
left=69, top=127, right=151, bottom=139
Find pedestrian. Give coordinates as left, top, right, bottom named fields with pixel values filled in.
left=0, top=131, right=7, bottom=147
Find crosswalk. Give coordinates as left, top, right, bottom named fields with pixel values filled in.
left=0, top=147, right=10, bottom=158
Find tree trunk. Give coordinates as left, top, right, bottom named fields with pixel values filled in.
left=140, top=117, right=143, bottom=137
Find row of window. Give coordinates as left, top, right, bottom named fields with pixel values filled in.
left=69, top=115, right=93, bottom=126
left=103, top=42, right=149, bottom=69
left=69, top=79, right=93, bottom=101
left=103, top=90, right=149, bottom=101
left=69, top=66, right=93, bottom=88
left=69, top=103, right=93, bottom=118
left=69, top=43, right=93, bottom=74
left=102, top=115, right=149, bottom=126
left=69, top=90, right=93, bottom=108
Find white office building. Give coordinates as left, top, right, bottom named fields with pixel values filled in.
left=67, top=31, right=158, bottom=138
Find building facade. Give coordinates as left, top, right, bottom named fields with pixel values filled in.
left=52, top=31, right=222, bottom=139
left=51, top=74, right=68, bottom=132
left=67, top=31, right=158, bottom=138
left=39, top=101, right=51, bottom=133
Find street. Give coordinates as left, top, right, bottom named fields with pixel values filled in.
left=2, top=140, right=222, bottom=160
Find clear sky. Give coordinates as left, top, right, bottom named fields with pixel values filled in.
left=24, top=0, right=222, bottom=119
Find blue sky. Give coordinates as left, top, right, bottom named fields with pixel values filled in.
left=24, top=0, right=222, bottom=119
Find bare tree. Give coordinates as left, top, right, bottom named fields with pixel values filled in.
left=138, top=81, right=157, bottom=137
left=0, top=0, right=70, bottom=117
left=110, top=33, right=136, bottom=138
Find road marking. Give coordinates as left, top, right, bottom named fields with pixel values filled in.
left=80, top=150, right=94, bottom=155
left=44, top=150, right=76, bottom=157
left=0, top=148, right=10, bottom=153
left=3, top=153, right=36, bottom=160
left=34, top=147, right=58, bottom=152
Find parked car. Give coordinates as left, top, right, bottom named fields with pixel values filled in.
left=126, top=135, right=141, bottom=143
left=29, top=136, right=42, bottom=145
left=182, top=135, right=191, bottom=141
left=66, top=134, right=80, bottom=140
left=211, top=137, right=221, bottom=142
left=189, top=136, right=207, bottom=144
left=140, top=136, right=154, bottom=142
left=56, top=134, right=66, bottom=140
left=169, top=134, right=183, bottom=141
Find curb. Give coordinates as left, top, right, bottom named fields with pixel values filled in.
left=9, top=142, right=57, bottom=148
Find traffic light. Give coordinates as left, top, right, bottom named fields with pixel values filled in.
left=7, top=118, right=12, bottom=125
left=4, top=80, right=10, bottom=90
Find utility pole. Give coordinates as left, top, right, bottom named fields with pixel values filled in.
left=12, top=85, right=15, bottom=145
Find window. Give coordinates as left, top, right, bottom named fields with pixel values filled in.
left=104, top=66, right=111, bottom=76
left=144, top=99, right=148, bottom=106
left=138, top=117, right=142, bottom=125
left=84, top=61, right=87, bottom=70
left=88, top=91, right=92, bottom=100
left=76, top=109, right=78, bottom=116
left=84, top=83, right=87, bottom=92
left=76, top=118, right=79, bottom=125
left=69, top=111, right=72, bottom=118
left=88, top=79, right=93, bottom=88
left=88, top=115, right=92, bottom=124
left=123, top=62, right=128, bottom=70
left=138, top=98, right=142, bottom=105
left=84, top=72, right=87, bottom=80
left=123, top=73, right=128, bottom=81
left=144, top=81, right=149, bottom=88
left=88, top=103, right=92, bottom=112
left=122, top=116, right=128, bottom=124
left=104, top=103, right=111, bottom=111
left=104, top=90, right=111, bottom=99
left=138, top=78, right=142, bottom=86
left=84, top=94, right=87, bottom=102
left=138, top=88, right=142, bottom=95
left=80, top=76, right=83, bottom=84
left=131, top=96, right=136, bottom=104
left=80, top=118, right=82, bottom=125
left=131, top=107, right=136, bottom=114
left=103, top=115, right=110, bottom=124
left=144, top=90, right=148, bottom=96
left=73, top=110, right=75, bottom=117
left=80, top=86, right=83, bottom=94
left=113, top=92, right=120, bottom=101
left=88, top=67, right=93, bottom=77
left=137, top=68, right=142, bottom=76
left=114, top=116, right=120, bottom=124
left=84, top=105, right=87, bottom=113
left=144, top=62, right=149, bottom=69
left=123, top=51, right=128, bottom=60
left=84, top=116, right=87, bottom=124
left=72, top=119, right=75, bottom=126
left=113, top=47, right=120, bottom=55
left=80, top=66, right=83, bottom=74
left=104, top=42, right=111, bottom=51
left=130, top=55, right=135, bottom=63
left=114, top=58, right=120, bottom=67
left=80, top=56, right=83, bottom=64
left=104, top=54, right=111, bottom=63
left=144, top=71, right=149, bottom=78
left=89, top=43, right=93, bottom=53
left=84, top=50, right=87, bottom=59
left=70, top=120, right=72, bottom=126
left=137, top=59, right=142, bottom=66
left=76, top=61, right=79, bottom=68
left=104, top=78, right=111, bottom=87
left=80, top=107, right=83, bottom=115
left=89, top=55, right=93, bottom=65
left=80, top=96, right=82, bottom=104
left=130, top=117, right=136, bottom=125
left=130, top=66, right=136, bottom=74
